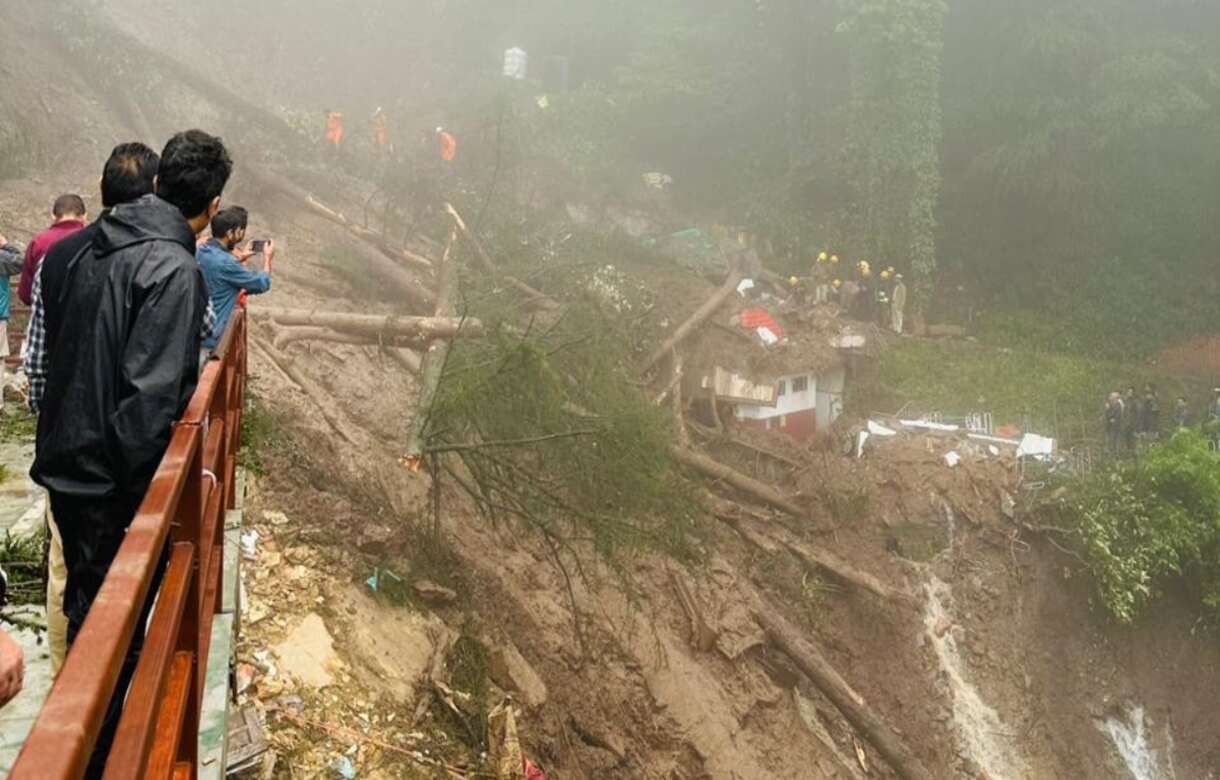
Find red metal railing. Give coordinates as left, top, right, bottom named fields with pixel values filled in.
left=11, top=308, right=248, bottom=780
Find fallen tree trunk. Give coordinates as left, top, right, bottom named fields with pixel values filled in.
left=251, top=338, right=356, bottom=444
left=713, top=502, right=913, bottom=606
left=251, top=307, right=482, bottom=340
left=671, top=446, right=803, bottom=519
left=641, top=267, right=743, bottom=377
left=689, top=421, right=804, bottom=470
left=336, top=233, right=437, bottom=312
left=272, top=326, right=423, bottom=374
left=755, top=609, right=935, bottom=780
left=403, top=231, right=460, bottom=467
left=443, top=203, right=560, bottom=311
left=244, top=168, right=437, bottom=308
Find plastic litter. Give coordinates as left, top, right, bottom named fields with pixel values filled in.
left=867, top=420, right=898, bottom=437
left=365, top=567, right=405, bottom=593
left=330, top=755, right=356, bottom=779
left=240, top=529, right=260, bottom=558
left=1016, top=433, right=1055, bottom=459
left=944, top=451, right=961, bottom=468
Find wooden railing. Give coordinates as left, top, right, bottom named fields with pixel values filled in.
left=11, top=308, right=248, bottom=780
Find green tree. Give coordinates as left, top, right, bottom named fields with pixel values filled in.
left=837, top=0, right=947, bottom=306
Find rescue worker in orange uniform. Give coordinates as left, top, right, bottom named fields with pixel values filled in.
left=372, top=107, right=390, bottom=152
left=325, top=110, right=345, bottom=149
left=437, top=126, right=458, bottom=163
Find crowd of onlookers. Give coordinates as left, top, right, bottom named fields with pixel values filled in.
left=1104, top=385, right=1220, bottom=455
left=0, top=129, right=274, bottom=777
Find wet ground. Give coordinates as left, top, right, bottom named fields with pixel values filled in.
left=0, top=436, right=51, bottom=776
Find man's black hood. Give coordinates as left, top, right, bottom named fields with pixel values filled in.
left=93, top=193, right=196, bottom=258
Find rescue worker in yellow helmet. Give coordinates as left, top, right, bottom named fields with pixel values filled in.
left=812, top=251, right=832, bottom=305
left=855, top=262, right=874, bottom=320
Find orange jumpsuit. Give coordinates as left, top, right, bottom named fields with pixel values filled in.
left=373, top=114, right=390, bottom=148
left=326, top=112, right=345, bottom=147
left=439, top=131, right=457, bottom=162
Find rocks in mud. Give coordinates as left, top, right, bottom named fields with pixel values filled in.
left=486, top=637, right=549, bottom=708
left=275, top=613, right=343, bottom=688
left=356, top=522, right=395, bottom=554
left=412, top=579, right=458, bottom=605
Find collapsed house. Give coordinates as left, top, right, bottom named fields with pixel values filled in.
left=684, top=298, right=869, bottom=441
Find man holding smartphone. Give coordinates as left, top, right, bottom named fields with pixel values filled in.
left=197, top=206, right=273, bottom=358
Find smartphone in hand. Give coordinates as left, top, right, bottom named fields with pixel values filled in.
left=249, top=240, right=268, bottom=254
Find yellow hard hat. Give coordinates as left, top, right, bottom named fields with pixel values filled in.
left=830, top=254, right=840, bottom=264
left=832, top=279, right=842, bottom=289
left=789, top=276, right=800, bottom=287
left=880, top=270, right=892, bottom=281
left=887, top=266, right=896, bottom=275
left=818, top=252, right=828, bottom=263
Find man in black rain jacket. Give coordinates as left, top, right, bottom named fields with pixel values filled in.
left=30, top=129, right=232, bottom=778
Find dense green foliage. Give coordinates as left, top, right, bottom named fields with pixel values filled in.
left=1066, top=431, right=1220, bottom=624
left=427, top=270, right=700, bottom=568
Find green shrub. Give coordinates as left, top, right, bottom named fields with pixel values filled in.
left=1069, top=430, right=1220, bottom=624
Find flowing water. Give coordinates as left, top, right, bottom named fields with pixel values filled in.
left=1101, top=704, right=1175, bottom=780
left=923, top=575, right=1027, bottom=779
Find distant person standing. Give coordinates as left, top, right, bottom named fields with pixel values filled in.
left=325, top=110, right=345, bottom=150
left=437, top=126, right=458, bottom=163
left=0, top=234, right=24, bottom=401
left=17, top=194, right=87, bottom=306
left=1105, top=391, right=1124, bottom=454
left=1141, top=384, right=1160, bottom=439
left=891, top=274, right=908, bottom=334
left=1209, top=388, right=1220, bottom=423
left=1174, top=397, right=1190, bottom=429
left=197, top=206, right=273, bottom=357
left=372, top=107, right=391, bottom=153
left=1122, top=386, right=1140, bottom=452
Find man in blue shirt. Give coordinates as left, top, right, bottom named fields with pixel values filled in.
left=197, top=206, right=273, bottom=354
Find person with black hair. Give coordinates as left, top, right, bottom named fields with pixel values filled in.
left=197, top=205, right=273, bottom=356
left=30, top=129, right=231, bottom=779
left=16, top=193, right=87, bottom=306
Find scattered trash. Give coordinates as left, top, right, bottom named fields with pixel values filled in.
left=252, top=650, right=279, bottom=679
left=535, top=95, right=550, bottom=110
left=1000, top=491, right=1017, bottom=520
left=365, top=568, right=406, bottom=593
left=755, top=326, right=779, bottom=346
left=263, top=511, right=290, bottom=526
left=488, top=701, right=524, bottom=780
left=736, top=279, right=756, bottom=297
left=868, top=420, right=898, bottom=437
left=944, top=451, right=962, bottom=468
left=226, top=705, right=269, bottom=776
left=235, top=663, right=258, bottom=695
left=739, top=308, right=786, bottom=342
left=329, top=755, right=357, bottom=780
left=240, top=529, right=260, bottom=559
left=1016, top=433, right=1055, bottom=460
left=901, top=419, right=961, bottom=433
left=523, top=758, right=550, bottom=780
